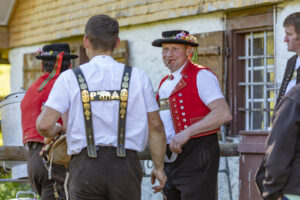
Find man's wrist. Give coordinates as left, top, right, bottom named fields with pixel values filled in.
left=154, top=166, right=164, bottom=171
left=183, top=128, right=192, bottom=138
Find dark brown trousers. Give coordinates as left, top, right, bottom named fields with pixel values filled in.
left=68, top=146, right=143, bottom=200
left=27, top=142, right=66, bottom=200
left=163, top=134, right=220, bottom=200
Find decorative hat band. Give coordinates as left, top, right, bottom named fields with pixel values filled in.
left=35, top=49, right=66, bottom=56
left=169, top=31, right=198, bottom=44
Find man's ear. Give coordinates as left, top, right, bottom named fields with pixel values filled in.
left=114, top=37, right=120, bottom=49
left=186, top=46, right=193, bottom=57
left=83, top=36, right=90, bottom=49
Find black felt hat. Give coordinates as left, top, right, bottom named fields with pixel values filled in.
left=152, top=30, right=199, bottom=47
left=35, top=43, right=78, bottom=60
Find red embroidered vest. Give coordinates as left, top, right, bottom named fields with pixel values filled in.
left=21, top=73, right=62, bottom=144
left=157, top=61, right=220, bottom=138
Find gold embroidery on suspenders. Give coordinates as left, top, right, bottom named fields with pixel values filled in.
left=73, top=65, right=132, bottom=158
left=117, top=69, right=131, bottom=157
left=74, top=69, right=97, bottom=158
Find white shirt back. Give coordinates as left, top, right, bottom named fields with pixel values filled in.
left=45, top=55, right=159, bottom=155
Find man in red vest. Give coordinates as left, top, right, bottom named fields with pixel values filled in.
left=152, top=30, right=232, bottom=200
left=21, top=43, right=78, bottom=200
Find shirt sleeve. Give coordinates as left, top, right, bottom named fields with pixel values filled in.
left=197, top=69, right=224, bottom=105
left=140, top=70, right=159, bottom=112
left=45, top=71, right=71, bottom=114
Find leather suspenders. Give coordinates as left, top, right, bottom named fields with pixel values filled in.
left=73, top=65, right=132, bottom=158
left=73, top=67, right=97, bottom=158
left=117, top=65, right=132, bottom=157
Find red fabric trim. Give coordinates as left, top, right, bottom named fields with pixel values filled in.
left=156, top=75, right=169, bottom=102
left=191, top=129, right=220, bottom=139
left=54, top=52, right=64, bottom=78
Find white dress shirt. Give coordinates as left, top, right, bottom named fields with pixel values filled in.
left=158, top=64, right=224, bottom=144
left=45, top=55, right=159, bottom=155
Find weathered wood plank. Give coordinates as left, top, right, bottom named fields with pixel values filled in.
left=0, top=146, right=28, bottom=161
left=0, top=143, right=239, bottom=161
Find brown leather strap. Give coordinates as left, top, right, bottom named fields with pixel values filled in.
left=73, top=67, right=97, bottom=158
left=117, top=65, right=132, bottom=157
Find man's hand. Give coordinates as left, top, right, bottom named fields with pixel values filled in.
left=147, top=111, right=167, bottom=193
left=44, top=137, right=53, bottom=144
left=169, top=130, right=190, bottom=154
left=169, top=98, right=232, bottom=154
left=36, top=106, right=62, bottom=138
left=151, top=168, right=167, bottom=193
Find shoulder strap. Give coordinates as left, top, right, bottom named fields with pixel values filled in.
left=73, top=67, right=97, bottom=158
left=117, top=65, right=132, bottom=157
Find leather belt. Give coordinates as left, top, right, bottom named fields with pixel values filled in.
left=25, top=142, right=41, bottom=151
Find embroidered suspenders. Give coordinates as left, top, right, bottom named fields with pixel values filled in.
left=73, top=65, right=132, bottom=158
left=73, top=67, right=97, bottom=158
left=117, top=66, right=132, bottom=157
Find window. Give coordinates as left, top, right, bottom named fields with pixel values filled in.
left=226, top=5, right=275, bottom=135
left=238, top=31, right=275, bottom=131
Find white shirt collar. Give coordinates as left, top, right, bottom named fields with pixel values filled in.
left=90, top=55, right=116, bottom=64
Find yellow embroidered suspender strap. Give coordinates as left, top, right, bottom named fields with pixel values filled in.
left=73, top=67, right=97, bottom=158
left=117, top=65, right=132, bottom=157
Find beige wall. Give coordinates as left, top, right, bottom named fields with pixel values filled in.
left=9, top=0, right=284, bottom=47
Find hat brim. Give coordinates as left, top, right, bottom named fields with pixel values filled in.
left=35, top=54, right=78, bottom=60
left=152, top=39, right=199, bottom=47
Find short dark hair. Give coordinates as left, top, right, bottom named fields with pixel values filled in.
left=84, top=14, right=119, bottom=51
left=283, top=12, right=300, bottom=35
left=42, top=60, right=71, bottom=73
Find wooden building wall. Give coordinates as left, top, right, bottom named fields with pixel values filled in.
left=9, top=0, right=284, bottom=48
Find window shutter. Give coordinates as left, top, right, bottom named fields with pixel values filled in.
left=193, top=31, right=225, bottom=91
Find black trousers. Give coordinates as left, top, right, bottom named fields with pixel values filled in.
left=27, top=142, right=66, bottom=200
left=68, top=146, right=143, bottom=200
left=163, top=134, right=220, bottom=200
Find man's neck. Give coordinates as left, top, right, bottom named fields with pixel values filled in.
left=88, top=49, right=113, bottom=60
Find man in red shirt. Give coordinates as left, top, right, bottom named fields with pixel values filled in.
left=21, top=43, right=78, bottom=200
left=152, top=30, right=232, bottom=200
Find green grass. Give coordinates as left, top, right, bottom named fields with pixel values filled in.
left=0, top=168, right=38, bottom=200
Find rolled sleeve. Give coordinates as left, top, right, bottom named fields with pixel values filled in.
left=45, top=72, right=71, bottom=114
left=197, top=69, right=224, bottom=105
left=141, top=71, right=159, bottom=112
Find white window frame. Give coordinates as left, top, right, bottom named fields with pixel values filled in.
left=238, top=31, right=275, bottom=131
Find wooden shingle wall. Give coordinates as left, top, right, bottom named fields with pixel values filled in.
left=9, top=0, right=284, bottom=48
